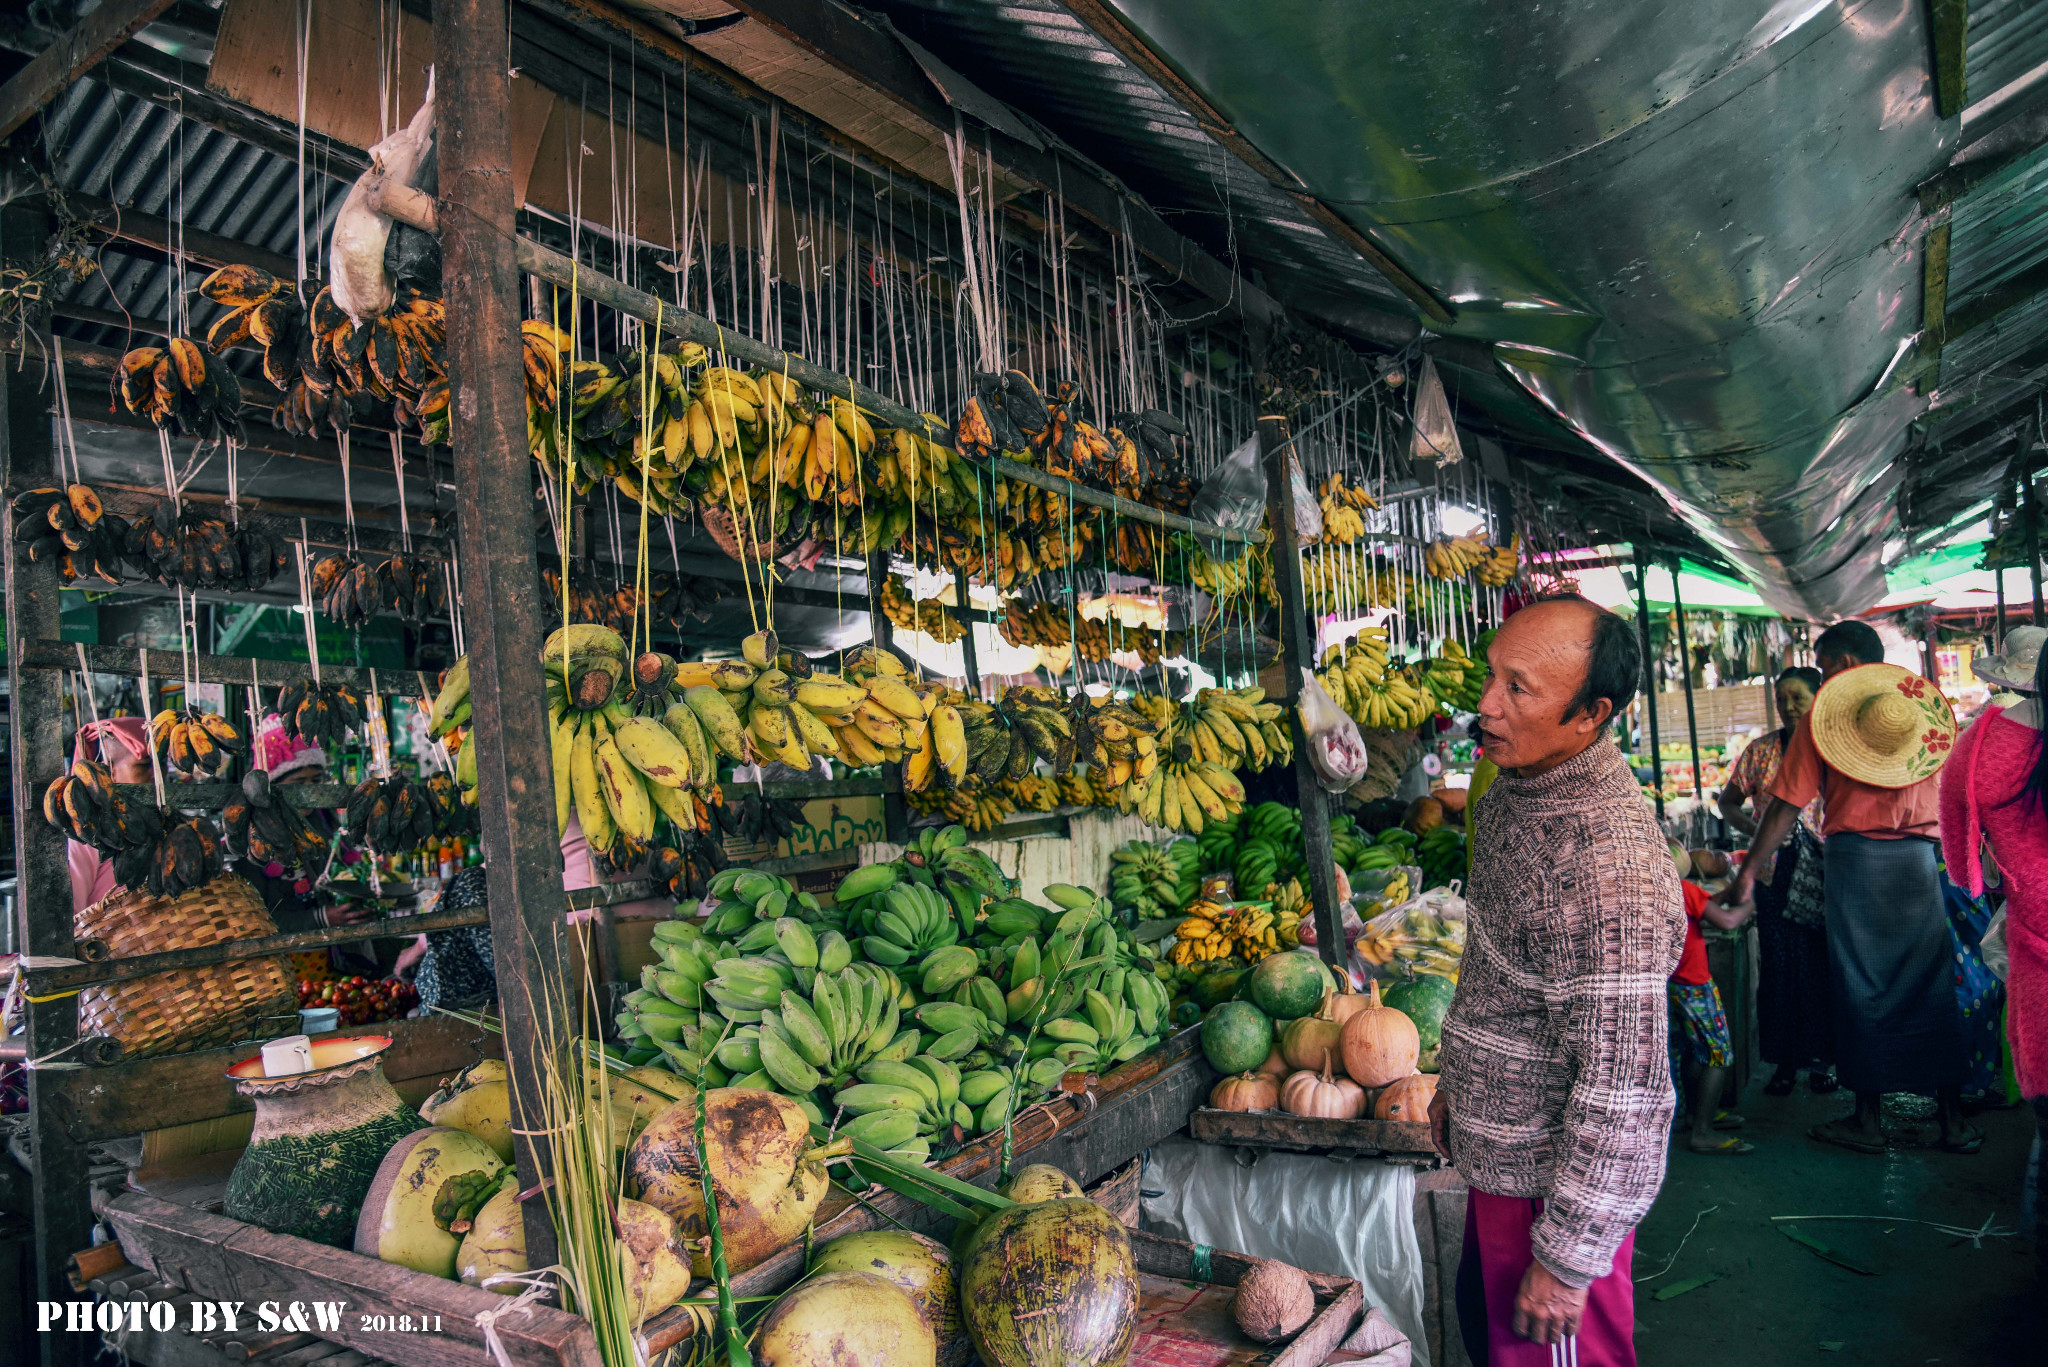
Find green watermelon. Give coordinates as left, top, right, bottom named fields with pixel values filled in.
left=1200, top=1000, right=1273, bottom=1075
left=1247, top=950, right=1331, bottom=1021
left=1381, top=974, right=1457, bottom=1072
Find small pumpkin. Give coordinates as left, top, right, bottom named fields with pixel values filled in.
left=1210, top=1071, right=1280, bottom=1113
left=1324, top=977, right=1371, bottom=1029
left=1256, top=1043, right=1291, bottom=1079
left=1279, top=992, right=1345, bottom=1074
left=1373, top=1073, right=1437, bottom=1123
left=1280, top=1060, right=1366, bottom=1120
left=1404, top=795, right=1445, bottom=834
left=1339, top=980, right=1421, bottom=1088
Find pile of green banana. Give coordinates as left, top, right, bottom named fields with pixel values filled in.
left=833, top=825, right=1015, bottom=963
left=616, top=827, right=1176, bottom=1156
left=1106, top=839, right=1204, bottom=923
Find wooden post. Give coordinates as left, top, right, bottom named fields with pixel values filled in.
left=954, top=565, right=982, bottom=696
left=1632, top=543, right=1665, bottom=821
left=1260, top=415, right=1343, bottom=969
left=433, top=0, right=567, bottom=1271
left=1996, top=543, right=2008, bottom=651
left=1668, top=560, right=1705, bottom=820
left=6, top=197, right=92, bottom=1367
left=2028, top=470, right=2044, bottom=628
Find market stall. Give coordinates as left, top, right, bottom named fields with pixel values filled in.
left=0, top=5, right=1733, bottom=1367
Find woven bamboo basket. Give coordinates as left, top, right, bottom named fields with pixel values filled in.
left=1086, top=1156, right=1143, bottom=1227
left=76, top=874, right=299, bottom=1060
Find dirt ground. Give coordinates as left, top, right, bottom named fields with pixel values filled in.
left=1633, top=1080, right=2039, bottom=1365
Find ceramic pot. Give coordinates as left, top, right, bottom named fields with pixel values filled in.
left=223, top=1035, right=425, bottom=1246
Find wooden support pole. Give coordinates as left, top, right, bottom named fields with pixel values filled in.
left=1633, top=543, right=1665, bottom=821
left=1668, top=558, right=1705, bottom=819
left=5, top=197, right=92, bottom=1367
left=1260, top=415, right=1343, bottom=969
left=954, top=565, right=982, bottom=697
left=433, top=0, right=567, bottom=1272
left=2029, top=470, right=2044, bottom=628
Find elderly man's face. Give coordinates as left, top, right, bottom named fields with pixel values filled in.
left=1476, top=600, right=1613, bottom=777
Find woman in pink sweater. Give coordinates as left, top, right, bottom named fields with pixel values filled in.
left=1937, top=639, right=2048, bottom=1251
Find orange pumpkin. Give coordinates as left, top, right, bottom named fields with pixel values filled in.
left=1373, top=1073, right=1437, bottom=1123
left=1325, top=978, right=1371, bottom=1029
left=1280, top=1060, right=1366, bottom=1120
left=1256, top=1044, right=1292, bottom=1079
left=1339, top=980, right=1421, bottom=1087
left=1210, top=1072, right=1281, bottom=1113
left=1279, top=992, right=1345, bottom=1073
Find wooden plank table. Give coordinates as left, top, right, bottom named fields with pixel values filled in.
left=1188, top=1107, right=1440, bottom=1161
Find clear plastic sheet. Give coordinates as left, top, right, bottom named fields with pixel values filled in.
left=1141, top=1136, right=1432, bottom=1367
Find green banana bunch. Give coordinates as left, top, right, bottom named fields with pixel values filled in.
left=703, top=867, right=825, bottom=937
left=861, top=882, right=959, bottom=966
left=1107, top=840, right=1186, bottom=923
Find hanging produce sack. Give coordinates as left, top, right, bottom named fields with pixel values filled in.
left=1407, top=356, right=1463, bottom=467
left=1188, top=434, right=1322, bottom=541
left=1299, top=668, right=1369, bottom=792
left=76, top=873, right=298, bottom=1060
left=1356, top=885, right=1467, bottom=982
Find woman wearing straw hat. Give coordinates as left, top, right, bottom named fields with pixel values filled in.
left=1717, top=621, right=1977, bottom=1155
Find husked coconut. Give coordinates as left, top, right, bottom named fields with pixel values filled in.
left=615, top=1198, right=695, bottom=1320
left=624, top=1088, right=840, bottom=1275
left=456, top=1183, right=527, bottom=1293
left=808, top=1229, right=962, bottom=1350
left=1232, top=1258, right=1314, bottom=1343
left=420, top=1058, right=512, bottom=1163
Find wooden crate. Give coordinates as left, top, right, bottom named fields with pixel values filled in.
left=1188, top=1107, right=1438, bottom=1160
left=1127, top=1228, right=1362, bottom=1367
left=104, top=1029, right=1215, bottom=1367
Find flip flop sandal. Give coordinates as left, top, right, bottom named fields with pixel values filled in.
left=1764, top=1073, right=1797, bottom=1096
left=1809, top=1121, right=1886, bottom=1154
left=1711, top=1111, right=1746, bottom=1131
left=1928, top=1125, right=1985, bottom=1154
left=1809, top=1068, right=1841, bottom=1094
left=1688, top=1136, right=1755, bottom=1155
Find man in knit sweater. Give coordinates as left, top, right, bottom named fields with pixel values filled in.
left=1433, top=596, right=1685, bottom=1364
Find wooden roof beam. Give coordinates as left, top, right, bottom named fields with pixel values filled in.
left=0, top=0, right=178, bottom=139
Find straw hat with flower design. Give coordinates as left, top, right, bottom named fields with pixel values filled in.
left=1809, top=663, right=1957, bottom=788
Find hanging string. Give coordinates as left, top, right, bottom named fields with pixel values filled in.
left=389, top=431, right=412, bottom=552
left=294, top=523, right=323, bottom=687
left=138, top=650, right=167, bottom=808
left=337, top=426, right=357, bottom=553
left=52, top=337, right=82, bottom=486
left=248, top=658, right=267, bottom=773
left=74, top=642, right=99, bottom=726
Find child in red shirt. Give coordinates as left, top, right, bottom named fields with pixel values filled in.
left=1671, top=875, right=1755, bottom=1154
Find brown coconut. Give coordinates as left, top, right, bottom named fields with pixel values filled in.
left=1232, top=1258, right=1315, bottom=1344
left=623, top=1088, right=835, bottom=1276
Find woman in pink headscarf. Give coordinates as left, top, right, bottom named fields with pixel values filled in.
left=68, top=718, right=152, bottom=911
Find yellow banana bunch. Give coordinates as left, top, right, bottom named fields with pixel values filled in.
left=1475, top=533, right=1521, bottom=587
left=879, top=575, right=966, bottom=644
left=1425, top=533, right=1494, bottom=580
left=1317, top=473, right=1377, bottom=545
left=1003, top=774, right=1060, bottom=812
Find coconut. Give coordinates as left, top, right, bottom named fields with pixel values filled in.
left=996, top=1163, right=1085, bottom=1206
left=755, top=1270, right=936, bottom=1366
left=1232, top=1258, right=1314, bottom=1343
left=420, top=1059, right=514, bottom=1163
left=615, top=1198, right=696, bottom=1321
left=456, top=1183, right=528, bottom=1294
left=623, top=1087, right=835, bottom=1276
left=353, top=1127, right=508, bottom=1278
left=960, top=1198, right=1137, bottom=1367
left=809, top=1229, right=963, bottom=1351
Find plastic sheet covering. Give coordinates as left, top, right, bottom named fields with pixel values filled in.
left=1100, top=0, right=1954, bottom=619
left=1141, top=1136, right=1431, bottom=1367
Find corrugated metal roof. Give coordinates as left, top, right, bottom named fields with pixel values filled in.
left=38, top=76, right=347, bottom=355
left=1967, top=0, right=2048, bottom=111
left=867, top=0, right=1411, bottom=317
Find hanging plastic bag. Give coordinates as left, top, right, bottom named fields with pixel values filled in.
left=1300, top=668, right=1369, bottom=791
left=1285, top=450, right=1322, bottom=543
left=1407, top=355, right=1463, bottom=467
left=1189, top=433, right=1265, bottom=532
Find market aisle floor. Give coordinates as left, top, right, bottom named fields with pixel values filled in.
left=1632, top=1081, right=2038, bottom=1366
